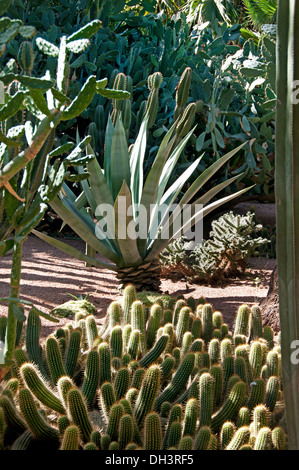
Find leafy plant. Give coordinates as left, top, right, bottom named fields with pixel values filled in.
left=32, top=88, right=251, bottom=292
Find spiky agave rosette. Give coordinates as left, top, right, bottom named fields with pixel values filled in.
left=33, top=70, right=252, bottom=291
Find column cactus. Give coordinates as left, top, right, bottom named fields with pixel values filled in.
left=275, top=0, right=299, bottom=449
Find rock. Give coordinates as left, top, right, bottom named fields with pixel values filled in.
left=50, top=299, right=96, bottom=318
left=259, top=265, right=280, bottom=332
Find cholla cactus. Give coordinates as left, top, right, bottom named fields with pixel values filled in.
left=160, top=210, right=269, bottom=284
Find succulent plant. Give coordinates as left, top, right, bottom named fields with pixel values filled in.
left=0, top=289, right=285, bottom=450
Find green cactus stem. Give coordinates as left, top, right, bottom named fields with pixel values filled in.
left=114, top=368, right=130, bottom=400
left=110, top=325, right=123, bottom=359
left=106, top=403, right=123, bottom=442
left=82, top=350, right=100, bottom=408
left=194, top=426, right=211, bottom=450
left=155, top=353, right=195, bottom=411
left=134, top=364, right=160, bottom=426
left=139, top=334, right=168, bottom=368
left=220, top=421, right=236, bottom=449
left=60, top=425, right=80, bottom=450
left=67, top=388, right=93, bottom=442
left=144, top=412, right=162, bottom=450
left=234, top=305, right=250, bottom=337
left=45, top=336, right=66, bottom=385
left=20, top=363, right=65, bottom=414
left=119, top=413, right=134, bottom=450
left=65, top=329, right=81, bottom=378
left=98, top=342, right=112, bottom=385
left=226, top=426, right=250, bottom=450
left=249, top=305, right=263, bottom=340
left=211, top=381, right=246, bottom=433
left=99, top=382, right=116, bottom=422
left=199, top=372, right=214, bottom=427
left=182, top=398, right=199, bottom=437
left=254, top=427, right=273, bottom=450
left=18, top=388, right=59, bottom=442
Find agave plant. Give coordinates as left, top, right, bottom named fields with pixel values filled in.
left=33, top=110, right=251, bottom=291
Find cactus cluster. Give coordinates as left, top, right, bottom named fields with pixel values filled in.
left=160, top=210, right=270, bottom=284
left=0, top=285, right=286, bottom=450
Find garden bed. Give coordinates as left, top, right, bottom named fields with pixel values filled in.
left=0, top=234, right=276, bottom=340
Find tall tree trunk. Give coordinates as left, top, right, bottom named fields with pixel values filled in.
left=275, top=0, right=299, bottom=450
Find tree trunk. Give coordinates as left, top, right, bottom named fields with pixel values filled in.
left=259, top=265, right=280, bottom=333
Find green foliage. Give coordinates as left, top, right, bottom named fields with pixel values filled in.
left=0, top=7, right=129, bottom=368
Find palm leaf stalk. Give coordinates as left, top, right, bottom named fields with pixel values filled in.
left=242, top=0, right=277, bottom=30
left=34, top=103, right=252, bottom=292
left=275, top=0, right=299, bottom=450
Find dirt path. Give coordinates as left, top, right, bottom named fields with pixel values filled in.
left=0, top=234, right=276, bottom=339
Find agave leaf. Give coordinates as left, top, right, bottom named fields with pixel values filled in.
left=138, top=121, right=178, bottom=220
left=114, top=181, right=143, bottom=266
left=109, top=114, right=131, bottom=200
left=156, top=126, right=196, bottom=205
left=137, top=122, right=190, bottom=257
left=148, top=155, right=202, bottom=245
left=150, top=174, right=243, bottom=254
left=86, top=144, right=114, bottom=208
left=86, top=144, right=120, bottom=254
left=103, top=114, right=114, bottom=188
left=49, top=195, right=122, bottom=264
left=32, top=229, right=118, bottom=271
left=146, top=186, right=255, bottom=261
left=180, top=142, right=248, bottom=205
left=129, top=116, right=148, bottom=217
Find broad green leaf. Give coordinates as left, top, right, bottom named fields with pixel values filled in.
left=114, top=181, right=143, bottom=266
left=110, top=115, right=131, bottom=200
left=50, top=195, right=122, bottom=264
left=180, top=142, right=247, bottom=205
left=129, top=116, right=148, bottom=217
left=32, top=229, right=118, bottom=271
left=67, top=20, right=102, bottom=42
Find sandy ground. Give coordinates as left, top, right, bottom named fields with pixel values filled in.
left=0, top=233, right=276, bottom=339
